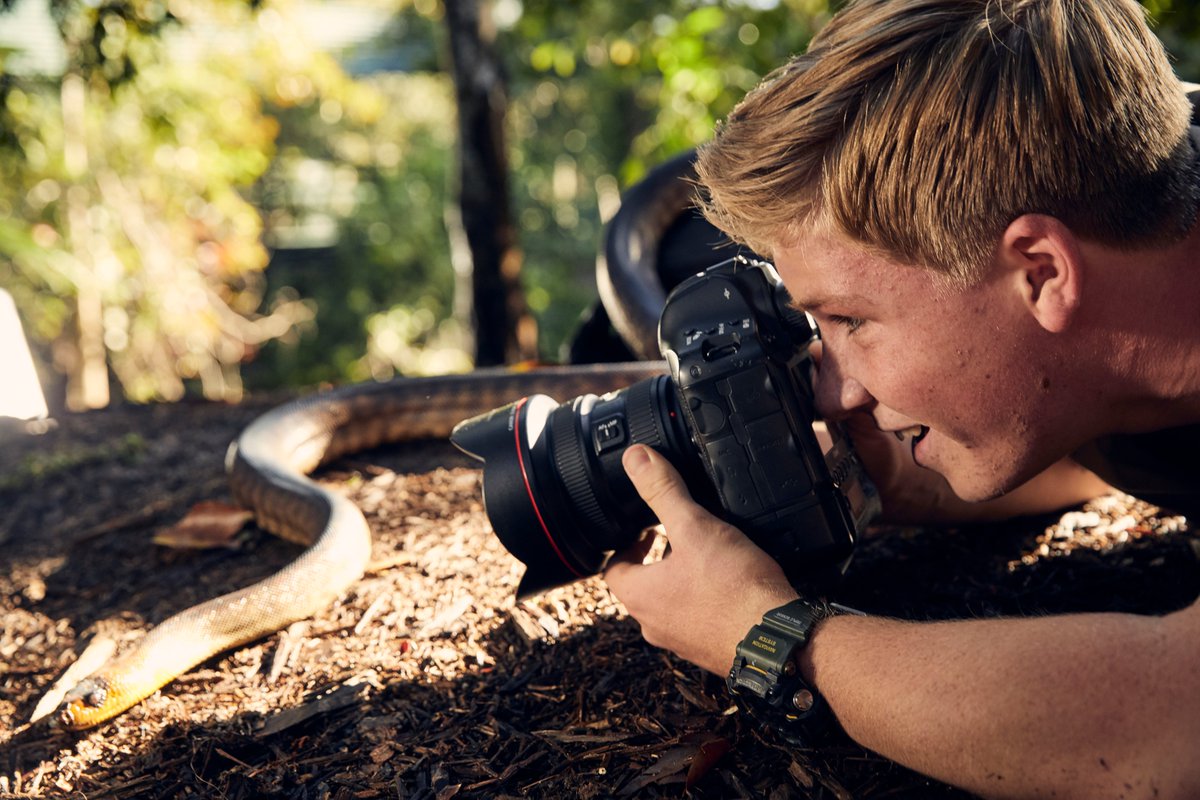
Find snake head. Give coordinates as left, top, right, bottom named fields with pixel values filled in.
left=54, top=677, right=110, bottom=731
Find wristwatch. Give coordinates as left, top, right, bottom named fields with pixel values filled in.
left=726, top=598, right=862, bottom=734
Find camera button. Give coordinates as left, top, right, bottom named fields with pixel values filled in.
left=592, top=416, right=628, bottom=454
left=702, top=332, right=741, bottom=360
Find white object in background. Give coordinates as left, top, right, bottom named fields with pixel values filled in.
left=0, top=288, right=49, bottom=420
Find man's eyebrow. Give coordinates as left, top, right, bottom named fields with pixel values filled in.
left=786, top=295, right=822, bottom=312
left=785, top=292, right=860, bottom=312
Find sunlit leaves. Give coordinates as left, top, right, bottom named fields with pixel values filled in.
left=248, top=68, right=461, bottom=388
left=0, top=0, right=322, bottom=405
left=5, top=0, right=1192, bottom=400
left=497, top=0, right=831, bottom=354
left=1144, top=0, right=1200, bottom=78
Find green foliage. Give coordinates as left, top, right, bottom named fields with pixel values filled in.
left=0, top=0, right=322, bottom=405
left=249, top=70, right=467, bottom=387
left=251, top=0, right=843, bottom=380
left=1145, top=0, right=1200, bottom=79
left=0, top=0, right=459, bottom=404
left=2, top=0, right=1198, bottom=403
left=500, top=0, right=836, bottom=357
left=46, top=0, right=181, bottom=88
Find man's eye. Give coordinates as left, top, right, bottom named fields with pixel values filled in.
left=828, top=315, right=865, bottom=333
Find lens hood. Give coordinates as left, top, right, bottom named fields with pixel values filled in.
left=452, top=396, right=596, bottom=599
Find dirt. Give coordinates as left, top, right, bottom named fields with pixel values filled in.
left=1, top=391, right=1198, bottom=799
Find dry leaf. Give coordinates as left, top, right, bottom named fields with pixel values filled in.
left=684, top=733, right=731, bottom=790
left=620, top=733, right=731, bottom=796
left=153, top=501, right=253, bottom=549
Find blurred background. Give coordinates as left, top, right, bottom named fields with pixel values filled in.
left=1, top=0, right=1198, bottom=413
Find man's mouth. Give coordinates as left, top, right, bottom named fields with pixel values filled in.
left=892, top=424, right=926, bottom=443
left=893, top=425, right=929, bottom=448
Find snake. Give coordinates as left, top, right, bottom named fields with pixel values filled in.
left=54, top=364, right=668, bottom=729
left=54, top=152, right=707, bottom=730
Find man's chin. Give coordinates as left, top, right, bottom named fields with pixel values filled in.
left=922, top=445, right=1036, bottom=503
left=943, top=471, right=1019, bottom=504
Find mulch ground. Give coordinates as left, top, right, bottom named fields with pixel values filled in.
left=1, top=389, right=1198, bottom=800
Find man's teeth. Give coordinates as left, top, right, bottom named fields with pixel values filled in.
left=894, top=425, right=927, bottom=442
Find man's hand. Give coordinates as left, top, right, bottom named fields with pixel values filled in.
left=602, top=444, right=799, bottom=675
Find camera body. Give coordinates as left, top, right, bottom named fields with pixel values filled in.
left=659, top=255, right=877, bottom=586
left=451, top=256, right=878, bottom=598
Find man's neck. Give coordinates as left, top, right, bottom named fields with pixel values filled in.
left=1082, top=220, right=1200, bottom=433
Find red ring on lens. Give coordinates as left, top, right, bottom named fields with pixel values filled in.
left=513, top=397, right=584, bottom=578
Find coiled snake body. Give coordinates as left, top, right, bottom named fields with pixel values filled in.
left=55, top=153, right=703, bottom=730
left=55, top=364, right=667, bottom=729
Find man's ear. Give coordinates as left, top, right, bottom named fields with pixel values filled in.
left=997, top=214, right=1083, bottom=334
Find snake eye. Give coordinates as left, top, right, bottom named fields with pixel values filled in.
left=84, top=685, right=108, bottom=708
left=65, top=678, right=109, bottom=710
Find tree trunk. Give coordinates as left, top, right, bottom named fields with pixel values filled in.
left=443, top=0, right=534, bottom=366
left=61, top=72, right=110, bottom=410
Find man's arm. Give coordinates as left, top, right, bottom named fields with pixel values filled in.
left=803, top=604, right=1200, bottom=799
left=604, top=444, right=1199, bottom=800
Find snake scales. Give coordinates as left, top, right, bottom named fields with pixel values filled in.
left=55, top=365, right=666, bottom=729
left=54, top=154, right=702, bottom=730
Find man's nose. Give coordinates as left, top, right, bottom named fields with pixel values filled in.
left=810, top=341, right=873, bottom=419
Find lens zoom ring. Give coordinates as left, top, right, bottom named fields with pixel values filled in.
left=626, top=376, right=666, bottom=448
left=550, top=407, right=611, bottom=543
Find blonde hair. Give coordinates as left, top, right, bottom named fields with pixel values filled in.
left=695, top=0, right=1199, bottom=284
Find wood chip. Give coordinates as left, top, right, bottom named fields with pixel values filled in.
left=7, top=409, right=1197, bottom=800
left=354, top=594, right=390, bottom=636
left=266, top=621, right=310, bottom=686
left=507, top=604, right=549, bottom=645
left=254, top=676, right=371, bottom=738
left=415, top=595, right=473, bottom=638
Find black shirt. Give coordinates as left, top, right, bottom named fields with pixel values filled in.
left=1073, top=425, right=1200, bottom=518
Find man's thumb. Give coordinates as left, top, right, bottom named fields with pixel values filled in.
left=622, top=444, right=697, bottom=527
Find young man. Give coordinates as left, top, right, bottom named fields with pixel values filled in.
left=603, top=1, right=1200, bottom=797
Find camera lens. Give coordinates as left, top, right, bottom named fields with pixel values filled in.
left=451, top=375, right=700, bottom=598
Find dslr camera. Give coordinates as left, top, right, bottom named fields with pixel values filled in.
left=451, top=256, right=879, bottom=599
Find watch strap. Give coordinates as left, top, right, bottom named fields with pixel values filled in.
left=726, top=598, right=861, bottom=736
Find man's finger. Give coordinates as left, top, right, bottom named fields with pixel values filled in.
left=622, top=445, right=708, bottom=536
left=606, top=526, right=658, bottom=569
